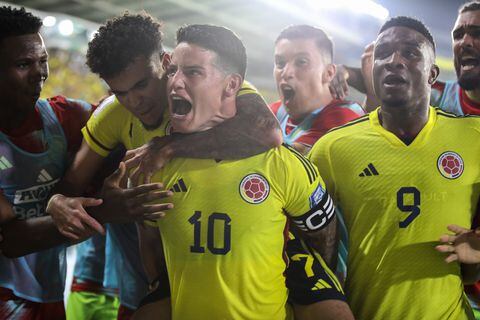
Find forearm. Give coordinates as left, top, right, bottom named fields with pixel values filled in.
left=0, top=216, right=71, bottom=258
left=168, top=94, right=282, bottom=160
left=344, top=66, right=367, bottom=94
left=295, top=217, right=338, bottom=270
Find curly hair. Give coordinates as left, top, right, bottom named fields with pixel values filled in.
left=86, top=12, right=164, bottom=79
left=379, top=16, right=436, bottom=54
left=176, top=24, right=247, bottom=79
left=276, top=25, right=333, bottom=63
left=0, top=6, right=42, bottom=43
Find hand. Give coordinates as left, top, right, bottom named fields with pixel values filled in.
left=329, top=65, right=350, bottom=100
left=361, top=42, right=375, bottom=97
left=436, top=224, right=480, bottom=264
left=124, top=136, right=174, bottom=185
left=46, top=194, right=104, bottom=240
left=98, top=162, right=174, bottom=223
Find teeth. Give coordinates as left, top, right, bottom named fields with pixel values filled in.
left=463, top=65, right=475, bottom=71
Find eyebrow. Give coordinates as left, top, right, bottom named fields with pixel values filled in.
left=111, top=76, right=149, bottom=95
left=453, top=25, right=480, bottom=34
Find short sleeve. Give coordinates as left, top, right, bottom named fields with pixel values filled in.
left=280, top=145, right=335, bottom=232
left=81, top=95, right=128, bottom=157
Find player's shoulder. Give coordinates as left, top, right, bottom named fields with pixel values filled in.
left=90, top=95, right=129, bottom=122
left=47, top=95, right=93, bottom=113
left=267, top=144, right=319, bottom=184
left=322, top=113, right=370, bottom=138
left=326, top=99, right=365, bottom=115
left=238, top=80, right=259, bottom=97
left=435, top=106, right=480, bottom=121
left=269, top=100, right=282, bottom=114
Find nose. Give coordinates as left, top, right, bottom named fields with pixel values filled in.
left=459, top=32, right=475, bottom=48
left=281, top=62, right=294, bottom=80
left=126, top=91, right=143, bottom=110
left=385, top=51, right=405, bottom=70
left=30, top=61, right=48, bottom=83
left=169, top=69, right=185, bottom=92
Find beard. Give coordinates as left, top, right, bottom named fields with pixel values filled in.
left=457, top=71, right=480, bottom=91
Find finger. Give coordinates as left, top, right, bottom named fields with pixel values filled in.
left=125, top=183, right=164, bottom=197
left=79, top=197, right=103, bottom=208
left=132, top=190, right=174, bottom=206
left=143, top=212, right=167, bottom=220
left=131, top=203, right=174, bottom=217
left=123, top=150, right=137, bottom=162
left=342, top=82, right=349, bottom=98
left=435, top=244, right=455, bottom=253
left=74, top=206, right=105, bottom=235
left=125, top=155, right=141, bottom=171
left=447, top=224, right=469, bottom=235
left=130, top=166, right=142, bottom=187
left=445, top=253, right=458, bottom=264
left=105, top=162, right=126, bottom=187
left=60, top=228, right=81, bottom=241
left=143, top=172, right=153, bottom=184
left=439, top=234, right=457, bottom=243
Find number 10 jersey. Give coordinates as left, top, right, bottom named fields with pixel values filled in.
left=309, top=107, right=480, bottom=320
left=149, top=145, right=332, bottom=320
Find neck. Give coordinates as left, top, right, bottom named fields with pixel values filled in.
left=287, top=94, right=332, bottom=123
left=379, top=101, right=429, bottom=144
left=0, top=104, right=34, bottom=132
left=465, top=88, right=480, bottom=104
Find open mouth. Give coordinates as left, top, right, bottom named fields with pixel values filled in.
left=383, top=74, right=407, bottom=86
left=171, top=96, right=192, bottom=116
left=460, top=55, right=480, bottom=72
left=281, top=84, right=295, bottom=105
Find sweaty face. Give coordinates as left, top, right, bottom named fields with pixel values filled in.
left=452, top=11, right=480, bottom=90
left=105, top=54, right=166, bottom=129
left=0, top=33, right=48, bottom=113
left=373, top=26, right=436, bottom=108
left=274, top=38, right=328, bottom=114
left=166, top=42, right=233, bottom=133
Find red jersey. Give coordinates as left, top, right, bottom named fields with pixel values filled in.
left=270, top=99, right=365, bottom=147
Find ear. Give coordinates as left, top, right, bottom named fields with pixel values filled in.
left=322, top=63, right=337, bottom=84
left=224, top=74, right=243, bottom=98
left=428, top=64, right=440, bottom=85
left=162, top=53, right=171, bottom=70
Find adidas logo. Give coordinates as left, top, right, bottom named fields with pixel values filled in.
left=0, top=156, right=12, bottom=170
left=170, top=178, right=188, bottom=192
left=359, top=163, right=379, bottom=177
left=37, top=169, right=53, bottom=183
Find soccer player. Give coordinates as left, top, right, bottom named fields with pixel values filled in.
left=309, top=16, right=480, bottom=319
left=136, top=23, right=351, bottom=320
left=271, top=25, right=364, bottom=154
left=46, top=12, right=282, bottom=318
left=0, top=6, right=95, bottom=318
left=271, top=25, right=364, bottom=285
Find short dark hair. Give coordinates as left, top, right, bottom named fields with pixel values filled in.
left=176, top=24, right=247, bottom=79
left=0, top=6, right=42, bottom=44
left=379, top=16, right=436, bottom=53
left=275, top=25, right=333, bottom=62
left=459, top=1, right=480, bottom=13
left=86, top=12, right=164, bottom=79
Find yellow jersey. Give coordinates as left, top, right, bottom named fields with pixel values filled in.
left=309, top=107, right=479, bottom=320
left=82, top=82, right=259, bottom=153
left=150, top=145, right=334, bottom=320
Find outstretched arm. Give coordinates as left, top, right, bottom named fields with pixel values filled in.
left=127, top=91, right=283, bottom=184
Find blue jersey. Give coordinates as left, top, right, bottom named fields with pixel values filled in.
left=0, top=100, right=67, bottom=302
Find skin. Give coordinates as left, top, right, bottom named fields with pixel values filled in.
left=274, top=38, right=336, bottom=122
left=166, top=43, right=240, bottom=133
left=372, top=26, right=439, bottom=144
left=452, top=10, right=480, bottom=102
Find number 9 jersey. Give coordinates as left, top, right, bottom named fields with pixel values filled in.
left=309, top=107, right=480, bottom=320
left=147, top=144, right=335, bottom=320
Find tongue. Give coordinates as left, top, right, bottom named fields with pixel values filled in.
left=173, top=100, right=192, bottom=115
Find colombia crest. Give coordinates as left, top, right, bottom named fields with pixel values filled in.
left=239, top=174, right=270, bottom=204
left=437, top=151, right=464, bottom=179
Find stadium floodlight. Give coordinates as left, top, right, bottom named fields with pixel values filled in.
left=58, top=19, right=74, bottom=36
left=43, top=15, right=56, bottom=27
left=309, top=0, right=389, bottom=21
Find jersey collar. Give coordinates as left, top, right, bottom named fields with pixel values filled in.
left=370, top=106, right=437, bottom=148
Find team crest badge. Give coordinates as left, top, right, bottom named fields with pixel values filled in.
left=239, top=174, right=270, bottom=204
left=437, top=151, right=464, bottom=179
